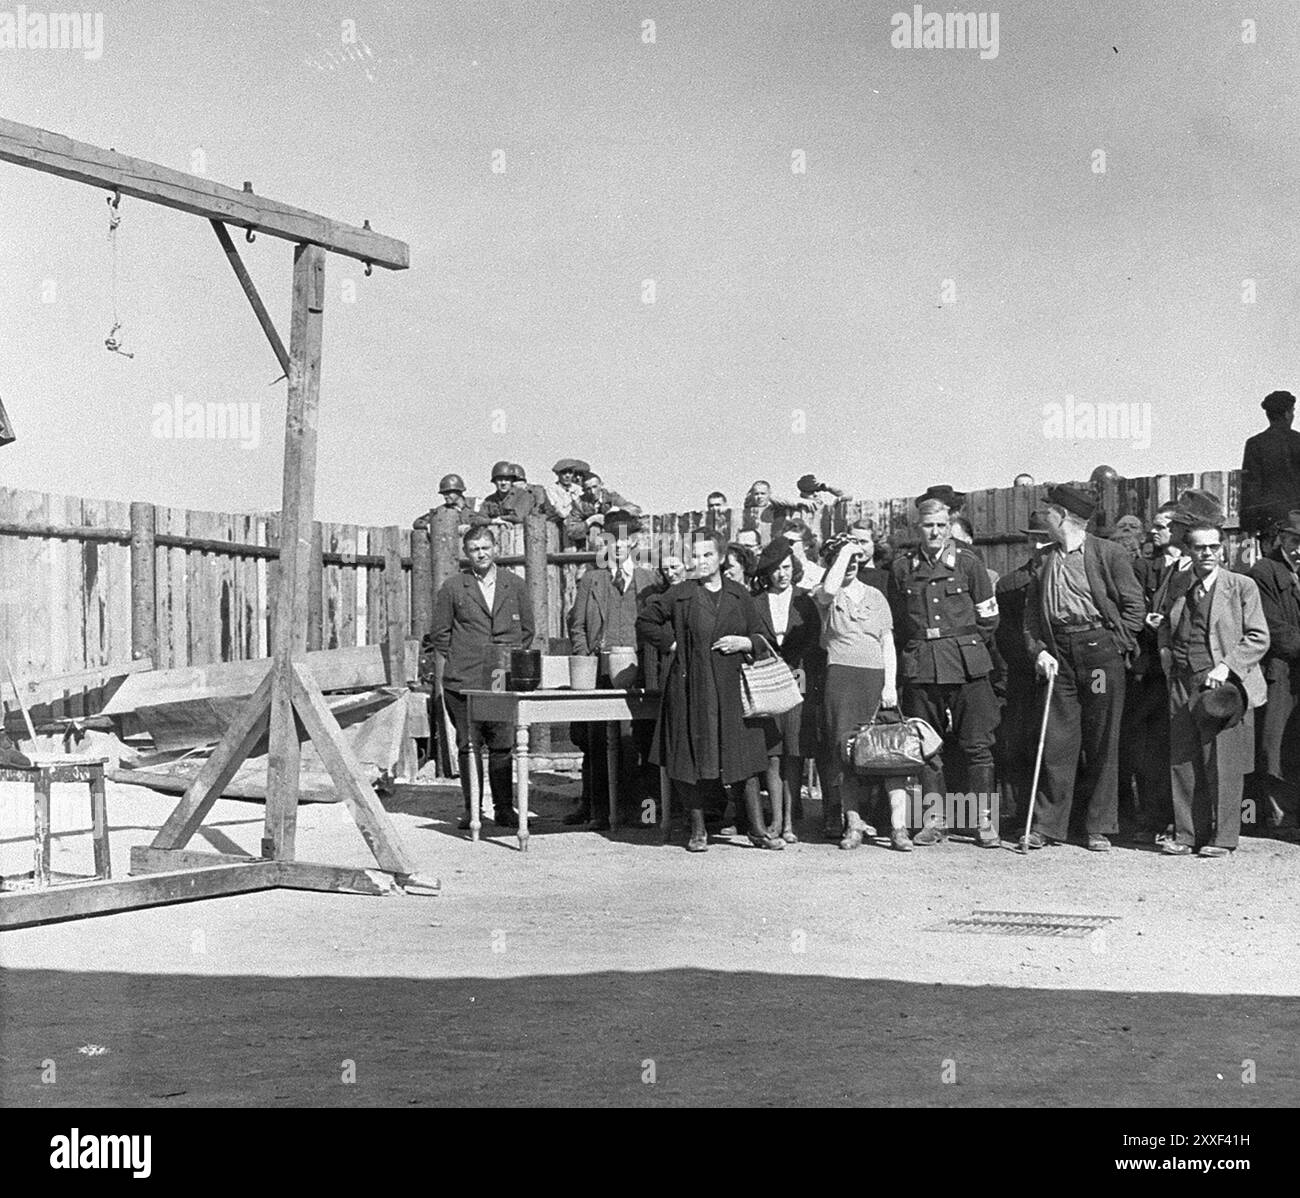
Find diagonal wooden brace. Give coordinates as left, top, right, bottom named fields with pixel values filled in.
left=289, top=661, right=416, bottom=877
left=150, top=671, right=273, bottom=850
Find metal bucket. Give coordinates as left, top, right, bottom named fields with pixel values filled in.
left=602, top=645, right=638, bottom=689
left=568, top=655, right=599, bottom=690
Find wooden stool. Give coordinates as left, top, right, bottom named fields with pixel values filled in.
left=0, top=756, right=110, bottom=888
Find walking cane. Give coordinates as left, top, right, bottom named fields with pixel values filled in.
left=1018, top=668, right=1056, bottom=854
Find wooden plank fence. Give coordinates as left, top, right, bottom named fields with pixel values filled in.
left=0, top=470, right=1257, bottom=717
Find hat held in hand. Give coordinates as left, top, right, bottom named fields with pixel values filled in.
left=1191, top=678, right=1246, bottom=735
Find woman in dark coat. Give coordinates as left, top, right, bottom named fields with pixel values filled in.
left=637, top=530, right=784, bottom=852
left=753, top=539, right=823, bottom=842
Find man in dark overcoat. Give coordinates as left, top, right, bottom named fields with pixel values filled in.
left=425, top=524, right=535, bottom=829
left=1248, top=510, right=1300, bottom=828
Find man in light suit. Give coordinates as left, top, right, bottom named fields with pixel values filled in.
left=1157, top=521, right=1270, bottom=856
left=564, top=511, right=661, bottom=827
left=426, top=524, right=536, bottom=830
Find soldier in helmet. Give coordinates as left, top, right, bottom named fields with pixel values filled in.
left=413, top=473, right=475, bottom=530
left=478, top=461, right=535, bottom=524
left=509, top=463, right=553, bottom=518
left=438, top=473, right=471, bottom=512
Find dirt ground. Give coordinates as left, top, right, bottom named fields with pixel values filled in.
left=2, top=773, right=1297, bottom=1106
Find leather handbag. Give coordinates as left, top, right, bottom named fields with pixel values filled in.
left=844, top=708, right=942, bottom=775
left=739, top=635, right=804, bottom=718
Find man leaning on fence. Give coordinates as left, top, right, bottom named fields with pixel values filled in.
left=424, top=524, right=536, bottom=831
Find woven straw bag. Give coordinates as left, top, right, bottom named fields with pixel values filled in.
left=739, top=635, right=804, bottom=718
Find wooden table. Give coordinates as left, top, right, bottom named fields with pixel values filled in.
left=0, top=756, right=110, bottom=888
left=463, top=689, right=663, bottom=850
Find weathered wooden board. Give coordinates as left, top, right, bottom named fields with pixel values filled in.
left=100, top=641, right=421, bottom=716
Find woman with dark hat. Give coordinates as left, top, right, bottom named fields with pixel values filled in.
left=815, top=531, right=913, bottom=851
left=637, top=530, right=786, bottom=852
left=753, top=538, right=824, bottom=842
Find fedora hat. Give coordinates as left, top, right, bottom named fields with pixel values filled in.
left=1045, top=483, right=1097, bottom=520
left=1191, top=678, right=1246, bottom=735
left=915, top=484, right=966, bottom=511
left=1274, top=510, right=1300, bottom=537
left=1173, top=488, right=1225, bottom=527
left=602, top=508, right=641, bottom=533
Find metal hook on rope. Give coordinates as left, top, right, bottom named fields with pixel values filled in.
left=107, top=189, right=122, bottom=232
left=364, top=261, right=373, bottom=278
left=104, top=321, right=134, bottom=359
left=245, top=226, right=256, bottom=244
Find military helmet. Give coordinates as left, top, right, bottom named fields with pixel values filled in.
left=490, top=459, right=513, bottom=481
left=438, top=473, right=466, bottom=493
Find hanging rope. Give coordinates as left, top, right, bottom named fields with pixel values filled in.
left=104, top=191, right=134, bottom=358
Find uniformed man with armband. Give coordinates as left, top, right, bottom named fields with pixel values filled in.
left=891, top=487, right=1002, bottom=846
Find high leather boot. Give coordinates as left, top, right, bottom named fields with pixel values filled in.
left=913, top=761, right=948, bottom=845
left=564, top=746, right=595, bottom=824
left=488, top=755, right=515, bottom=825
left=970, top=763, right=1000, bottom=847
left=456, top=750, right=482, bottom=829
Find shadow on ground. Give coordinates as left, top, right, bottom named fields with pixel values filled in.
left=1, top=968, right=1293, bottom=1106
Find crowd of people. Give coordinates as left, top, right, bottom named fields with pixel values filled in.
left=413, top=457, right=641, bottom=547
left=420, top=390, right=1300, bottom=858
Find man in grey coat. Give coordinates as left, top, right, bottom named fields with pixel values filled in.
left=564, top=511, right=660, bottom=827
left=1158, top=522, right=1270, bottom=856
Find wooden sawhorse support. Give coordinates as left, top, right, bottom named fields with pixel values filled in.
left=0, top=756, right=111, bottom=888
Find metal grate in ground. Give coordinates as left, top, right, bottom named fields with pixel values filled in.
left=931, top=909, right=1121, bottom=938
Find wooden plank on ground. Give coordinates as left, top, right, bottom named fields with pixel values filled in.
left=0, top=861, right=280, bottom=929
left=130, top=845, right=256, bottom=872
left=274, top=860, right=399, bottom=896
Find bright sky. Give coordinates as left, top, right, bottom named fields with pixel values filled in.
left=1, top=0, right=1296, bottom=524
